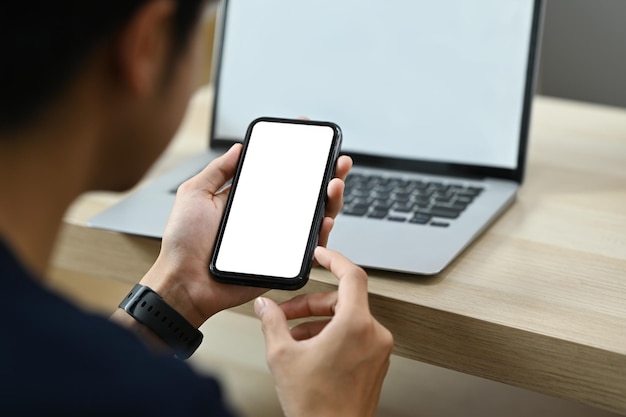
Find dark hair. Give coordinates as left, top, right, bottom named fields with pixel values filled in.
left=0, top=0, right=206, bottom=133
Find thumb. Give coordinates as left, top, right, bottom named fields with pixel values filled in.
left=255, top=297, right=293, bottom=345
left=196, top=143, right=242, bottom=194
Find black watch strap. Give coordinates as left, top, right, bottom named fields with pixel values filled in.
left=119, top=284, right=203, bottom=360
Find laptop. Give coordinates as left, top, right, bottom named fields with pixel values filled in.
left=89, top=0, right=544, bottom=275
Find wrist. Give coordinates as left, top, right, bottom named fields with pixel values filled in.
left=140, top=257, right=215, bottom=328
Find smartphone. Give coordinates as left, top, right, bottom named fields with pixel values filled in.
left=209, top=117, right=342, bottom=290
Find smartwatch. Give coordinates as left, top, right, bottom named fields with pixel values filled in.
left=118, top=284, right=203, bottom=360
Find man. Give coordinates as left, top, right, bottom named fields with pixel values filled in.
left=0, top=1, right=393, bottom=416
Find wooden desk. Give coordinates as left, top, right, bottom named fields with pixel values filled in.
left=50, top=87, right=626, bottom=415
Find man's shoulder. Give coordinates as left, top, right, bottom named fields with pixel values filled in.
left=0, top=245, right=235, bottom=416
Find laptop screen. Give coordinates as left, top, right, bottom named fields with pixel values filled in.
left=213, top=0, right=538, bottom=171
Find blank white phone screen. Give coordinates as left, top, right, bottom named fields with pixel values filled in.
left=215, top=121, right=334, bottom=279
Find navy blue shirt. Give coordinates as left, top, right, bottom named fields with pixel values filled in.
left=0, top=239, right=236, bottom=416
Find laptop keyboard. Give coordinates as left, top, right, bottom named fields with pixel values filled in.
left=341, top=173, right=483, bottom=227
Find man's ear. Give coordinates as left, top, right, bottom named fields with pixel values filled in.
left=115, top=0, right=176, bottom=95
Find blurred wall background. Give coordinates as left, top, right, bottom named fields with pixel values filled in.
left=539, top=0, right=626, bottom=108
left=201, top=1, right=626, bottom=108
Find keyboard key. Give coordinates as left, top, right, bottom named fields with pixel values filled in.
left=373, top=184, right=393, bottom=192
left=432, top=203, right=461, bottom=211
left=412, top=185, right=429, bottom=194
left=372, top=201, right=393, bottom=211
left=458, top=188, right=482, bottom=197
left=392, top=195, right=411, bottom=203
left=388, top=216, right=407, bottom=222
left=413, top=197, right=431, bottom=206
left=372, top=190, right=391, bottom=199
left=455, top=195, right=474, bottom=204
left=394, top=186, right=414, bottom=194
left=448, top=202, right=468, bottom=211
left=368, top=209, right=388, bottom=219
left=431, top=221, right=450, bottom=228
left=351, top=188, right=371, bottom=197
left=418, top=208, right=461, bottom=219
left=352, top=197, right=374, bottom=206
left=393, top=202, right=414, bottom=213
left=410, top=213, right=431, bottom=224
left=412, top=189, right=433, bottom=199
left=343, top=204, right=369, bottom=216
left=393, top=191, right=412, bottom=198
left=434, top=194, right=454, bottom=204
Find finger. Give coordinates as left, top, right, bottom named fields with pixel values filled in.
left=314, top=246, right=369, bottom=309
left=316, top=217, right=334, bottom=250
left=193, top=144, right=242, bottom=194
left=290, top=319, right=332, bottom=341
left=325, top=178, right=345, bottom=219
left=334, top=155, right=353, bottom=182
left=325, top=155, right=352, bottom=219
left=296, top=116, right=310, bottom=120
left=279, top=291, right=338, bottom=320
left=255, top=297, right=294, bottom=347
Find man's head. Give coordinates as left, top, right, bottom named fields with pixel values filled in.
left=0, top=0, right=212, bottom=190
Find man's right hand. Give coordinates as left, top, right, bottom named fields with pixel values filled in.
left=254, top=247, right=394, bottom=417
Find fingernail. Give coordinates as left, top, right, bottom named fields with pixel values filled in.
left=254, top=297, right=267, bottom=318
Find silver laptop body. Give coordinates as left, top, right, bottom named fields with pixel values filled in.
left=89, top=0, right=544, bottom=275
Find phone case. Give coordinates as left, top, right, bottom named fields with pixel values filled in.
left=209, top=117, right=342, bottom=290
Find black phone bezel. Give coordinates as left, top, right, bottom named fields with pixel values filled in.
left=209, top=117, right=342, bottom=290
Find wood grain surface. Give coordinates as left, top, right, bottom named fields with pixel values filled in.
left=50, top=87, right=626, bottom=414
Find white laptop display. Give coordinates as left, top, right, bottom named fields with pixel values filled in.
left=89, top=0, right=544, bottom=275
